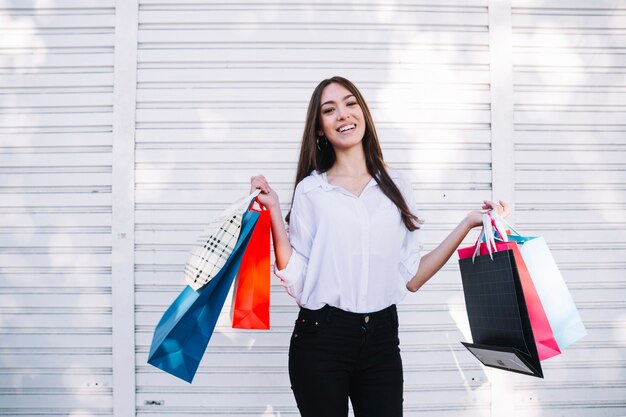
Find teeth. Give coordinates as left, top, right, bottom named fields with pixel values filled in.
left=339, top=124, right=356, bottom=132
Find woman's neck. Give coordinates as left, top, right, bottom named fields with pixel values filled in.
left=328, top=144, right=369, bottom=177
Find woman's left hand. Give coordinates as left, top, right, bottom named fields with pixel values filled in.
left=466, top=200, right=510, bottom=228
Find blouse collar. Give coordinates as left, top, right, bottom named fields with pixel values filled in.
left=302, top=169, right=400, bottom=195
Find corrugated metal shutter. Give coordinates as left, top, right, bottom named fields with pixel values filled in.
left=133, top=1, right=493, bottom=416
left=511, top=0, right=626, bottom=415
left=4, top=1, right=622, bottom=416
left=0, top=1, right=115, bottom=416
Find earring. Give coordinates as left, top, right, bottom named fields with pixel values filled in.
left=316, top=135, right=327, bottom=152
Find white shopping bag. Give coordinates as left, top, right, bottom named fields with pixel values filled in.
left=517, top=236, right=587, bottom=349
left=491, top=212, right=587, bottom=350
left=184, top=189, right=261, bottom=291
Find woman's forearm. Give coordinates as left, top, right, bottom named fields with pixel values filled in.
left=406, top=216, right=474, bottom=292
left=268, top=205, right=293, bottom=270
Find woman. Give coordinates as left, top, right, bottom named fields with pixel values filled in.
left=250, top=76, right=508, bottom=417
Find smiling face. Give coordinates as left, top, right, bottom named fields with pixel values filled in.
left=318, top=82, right=367, bottom=152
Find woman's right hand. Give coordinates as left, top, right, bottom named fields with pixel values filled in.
left=250, top=174, right=280, bottom=210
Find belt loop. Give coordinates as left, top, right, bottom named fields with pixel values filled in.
left=325, top=304, right=334, bottom=323
left=389, top=304, right=398, bottom=326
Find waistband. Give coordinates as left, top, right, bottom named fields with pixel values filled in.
left=297, top=304, right=397, bottom=327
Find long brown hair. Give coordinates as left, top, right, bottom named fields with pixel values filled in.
left=286, top=76, right=422, bottom=231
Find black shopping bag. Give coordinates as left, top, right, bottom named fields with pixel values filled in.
left=459, top=249, right=543, bottom=378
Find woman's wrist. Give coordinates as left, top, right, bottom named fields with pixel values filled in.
left=462, top=213, right=480, bottom=230
left=266, top=199, right=281, bottom=212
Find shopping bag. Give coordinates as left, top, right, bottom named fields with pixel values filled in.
left=491, top=213, right=587, bottom=350
left=459, top=238, right=561, bottom=361
left=147, top=209, right=260, bottom=383
left=458, top=248, right=543, bottom=378
left=231, top=199, right=271, bottom=330
left=459, top=213, right=561, bottom=361
left=184, top=189, right=261, bottom=290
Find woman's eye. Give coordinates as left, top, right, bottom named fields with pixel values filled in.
left=347, top=101, right=358, bottom=106
left=322, top=108, right=334, bottom=114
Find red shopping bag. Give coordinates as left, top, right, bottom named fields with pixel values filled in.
left=231, top=199, right=271, bottom=330
left=458, top=219, right=561, bottom=361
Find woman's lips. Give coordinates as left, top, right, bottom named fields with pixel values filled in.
left=337, top=123, right=356, bottom=134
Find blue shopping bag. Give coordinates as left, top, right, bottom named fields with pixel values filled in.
left=147, top=210, right=260, bottom=382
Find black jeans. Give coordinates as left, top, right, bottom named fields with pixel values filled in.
left=288, top=304, right=403, bottom=417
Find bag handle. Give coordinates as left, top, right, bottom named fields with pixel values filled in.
left=487, top=211, right=509, bottom=242
left=489, top=210, right=523, bottom=238
left=472, top=214, right=494, bottom=261
left=471, top=211, right=509, bottom=262
left=249, top=197, right=268, bottom=213
left=219, top=189, right=262, bottom=216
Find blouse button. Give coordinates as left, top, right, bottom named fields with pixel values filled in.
left=364, top=315, right=370, bottom=324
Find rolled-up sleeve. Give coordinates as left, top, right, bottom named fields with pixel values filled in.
left=273, top=183, right=314, bottom=298
left=399, top=228, right=423, bottom=284
left=396, top=174, right=423, bottom=284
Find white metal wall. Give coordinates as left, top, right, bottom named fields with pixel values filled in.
left=1, top=0, right=624, bottom=416
left=133, top=0, right=493, bottom=416
left=0, top=0, right=115, bottom=416
left=510, top=1, right=626, bottom=415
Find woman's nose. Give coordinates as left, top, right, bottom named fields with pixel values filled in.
left=336, top=105, right=350, bottom=120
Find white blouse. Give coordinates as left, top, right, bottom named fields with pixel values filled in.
left=274, top=168, right=423, bottom=313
